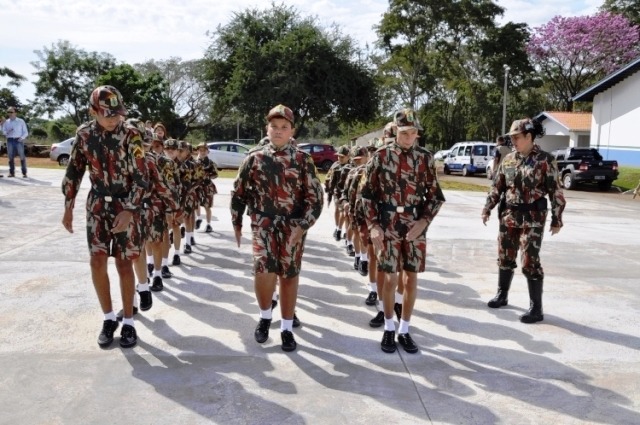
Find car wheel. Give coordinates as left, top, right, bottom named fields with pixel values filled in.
left=443, top=165, right=451, bottom=175
left=58, top=155, right=70, bottom=166
left=462, top=165, right=469, bottom=177
left=563, top=173, right=575, bottom=190
left=597, top=180, right=612, bottom=191
left=321, top=160, right=333, bottom=172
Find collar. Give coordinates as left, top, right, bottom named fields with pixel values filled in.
left=392, top=141, right=413, bottom=155
left=515, top=144, right=539, bottom=160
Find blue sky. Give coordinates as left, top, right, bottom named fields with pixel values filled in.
left=0, top=0, right=602, bottom=105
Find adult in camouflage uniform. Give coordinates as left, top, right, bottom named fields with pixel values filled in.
left=361, top=108, right=445, bottom=354
left=325, top=145, right=351, bottom=241
left=482, top=118, right=566, bottom=324
left=61, top=85, right=148, bottom=349
left=195, top=142, right=219, bottom=233
left=231, top=104, right=323, bottom=352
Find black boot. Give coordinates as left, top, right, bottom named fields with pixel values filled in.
left=487, top=269, right=514, bottom=308
left=520, top=278, right=544, bottom=323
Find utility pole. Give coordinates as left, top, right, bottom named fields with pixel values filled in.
left=502, top=65, right=510, bottom=136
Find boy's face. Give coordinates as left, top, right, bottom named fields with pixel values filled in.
left=151, top=142, right=163, bottom=155
left=178, top=149, right=190, bottom=161
left=197, top=147, right=208, bottom=157
left=396, top=128, right=419, bottom=149
left=165, top=148, right=178, bottom=160
left=95, top=112, right=121, bottom=132
left=267, top=118, right=294, bottom=147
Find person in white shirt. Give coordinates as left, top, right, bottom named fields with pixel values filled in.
left=1, top=107, right=29, bottom=178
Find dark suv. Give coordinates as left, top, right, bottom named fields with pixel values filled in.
left=298, top=143, right=338, bottom=171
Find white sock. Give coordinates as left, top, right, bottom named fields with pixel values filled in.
left=399, top=319, right=410, bottom=334
left=162, top=258, right=168, bottom=266
left=176, top=248, right=182, bottom=254
left=122, top=317, right=135, bottom=327
left=281, top=319, right=293, bottom=332
left=272, top=291, right=279, bottom=301
left=361, top=252, right=368, bottom=261
left=146, top=255, right=153, bottom=265
left=395, top=292, right=403, bottom=304
left=384, top=317, right=395, bottom=331
left=104, top=311, right=117, bottom=321
left=154, top=270, right=161, bottom=278
left=380, top=301, right=384, bottom=312
left=335, top=227, right=340, bottom=232
left=355, top=254, right=361, bottom=260
left=260, top=309, right=272, bottom=320
left=370, top=282, right=377, bottom=292
left=138, top=282, right=150, bottom=292
left=347, top=239, right=352, bottom=245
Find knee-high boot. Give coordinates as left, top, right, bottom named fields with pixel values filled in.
left=520, top=278, right=544, bottom=323
left=487, top=269, right=514, bottom=308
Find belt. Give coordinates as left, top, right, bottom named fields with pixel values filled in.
left=91, top=189, right=129, bottom=203
left=253, top=208, right=302, bottom=221
left=379, top=204, right=418, bottom=213
left=506, top=200, right=546, bottom=212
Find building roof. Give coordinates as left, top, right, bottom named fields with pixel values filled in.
left=534, top=111, right=592, bottom=132
left=573, top=56, right=640, bottom=102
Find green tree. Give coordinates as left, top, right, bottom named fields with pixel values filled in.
left=31, top=40, right=116, bottom=125
left=95, top=64, right=182, bottom=135
left=202, top=4, right=378, bottom=135
left=0, top=67, right=27, bottom=111
left=601, top=0, right=640, bottom=24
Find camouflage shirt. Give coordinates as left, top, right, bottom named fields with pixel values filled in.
left=361, top=142, right=445, bottom=230
left=147, top=152, right=180, bottom=214
left=197, top=155, right=219, bottom=184
left=324, top=160, right=344, bottom=198
left=484, top=144, right=566, bottom=228
left=231, top=139, right=324, bottom=231
left=62, top=120, right=148, bottom=212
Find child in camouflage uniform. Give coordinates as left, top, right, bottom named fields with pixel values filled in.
left=231, top=104, right=323, bottom=352
left=325, top=146, right=351, bottom=241
left=61, top=85, right=148, bottom=349
left=195, top=143, right=218, bottom=233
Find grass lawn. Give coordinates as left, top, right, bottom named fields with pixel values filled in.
left=614, top=166, right=640, bottom=192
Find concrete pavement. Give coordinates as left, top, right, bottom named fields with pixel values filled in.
left=1, top=168, right=639, bottom=424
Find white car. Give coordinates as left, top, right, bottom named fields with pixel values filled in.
left=207, top=142, right=250, bottom=169
left=434, top=149, right=450, bottom=161
left=50, top=137, right=74, bottom=166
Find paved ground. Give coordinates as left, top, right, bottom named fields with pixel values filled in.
left=1, top=168, right=639, bottom=425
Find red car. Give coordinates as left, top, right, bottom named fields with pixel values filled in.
left=298, top=143, right=338, bottom=171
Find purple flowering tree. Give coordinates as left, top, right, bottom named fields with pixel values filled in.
left=528, top=12, right=640, bottom=110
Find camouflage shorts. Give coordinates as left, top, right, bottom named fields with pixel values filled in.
left=251, top=216, right=307, bottom=278
left=146, top=208, right=167, bottom=243
left=376, top=235, right=426, bottom=273
left=183, top=191, right=198, bottom=215
left=498, top=223, right=544, bottom=279
left=198, top=184, right=216, bottom=208
left=85, top=208, right=143, bottom=260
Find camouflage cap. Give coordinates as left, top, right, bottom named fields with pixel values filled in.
left=353, top=146, right=369, bottom=159
left=195, top=142, right=208, bottom=150
left=367, top=138, right=380, bottom=151
left=394, top=108, right=422, bottom=131
left=178, top=140, right=192, bottom=151
left=508, top=118, right=534, bottom=136
left=266, top=104, right=294, bottom=125
left=337, top=145, right=350, bottom=156
left=90, top=85, right=127, bottom=117
left=164, top=138, right=179, bottom=150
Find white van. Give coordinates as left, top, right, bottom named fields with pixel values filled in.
left=443, top=141, right=496, bottom=177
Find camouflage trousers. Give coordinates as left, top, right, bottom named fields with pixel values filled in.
left=251, top=215, right=307, bottom=278
left=497, top=223, right=545, bottom=279
left=85, top=205, right=143, bottom=260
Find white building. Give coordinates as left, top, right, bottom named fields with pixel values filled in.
left=574, top=57, right=640, bottom=166
left=533, top=111, right=591, bottom=152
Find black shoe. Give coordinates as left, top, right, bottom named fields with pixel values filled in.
left=369, top=311, right=385, bottom=328
left=184, top=244, right=192, bottom=254
left=281, top=330, right=297, bottom=352
left=293, top=313, right=301, bottom=328
left=381, top=330, right=397, bottom=353
left=334, top=229, right=342, bottom=241
left=161, top=265, right=173, bottom=278
left=271, top=299, right=278, bottom=310
left=180, top=226, right=185, bottom=238
left=150, top=276, right=163, bottom=292
left=22, top=174, right=27, bottom=178
left=147, top=263, right=154, bottom=274
left=119, top=324, right=138, bottom=348
left=254, top=318, right=271, bottom=343
left=172, top=254, right=181, bottom=266
left=139, top=290, right=153, bottom=311
left=347, top=244, right=355, bottom=257
left=394, top=302, right=403, bottom=321
left=365, top=291, right=378, bottom=306
left=190, top=236, right=196, bottom=246
left=332, top=229, right=338, bottom=240
left=358, top=260, right=369, bottom=276
left=116, top=306, right=139, bottom=321
left=196, top=218, right=202, bottom=229
left=205, top=224, right=213, bottom=233
left=8, top=173, right=15, bottom=178
left=169, top=231, right=173, bottom=244
left=98, top=320, right=119, bottom=347
left=397, top=333, right=419, bottom=353
left=353, top=257, right=360, bottom=270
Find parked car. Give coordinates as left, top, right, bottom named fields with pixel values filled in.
left=443, top=141, right=496, bottom=176
left=49, top=137, right=74, bottom=166
left=206, top=141, right=250, bottom=169
left=297, top=143, right=338, bottom=171
left=551, top=147, right=619, bottom=190
left=434, top=149, right=450, bottom=161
